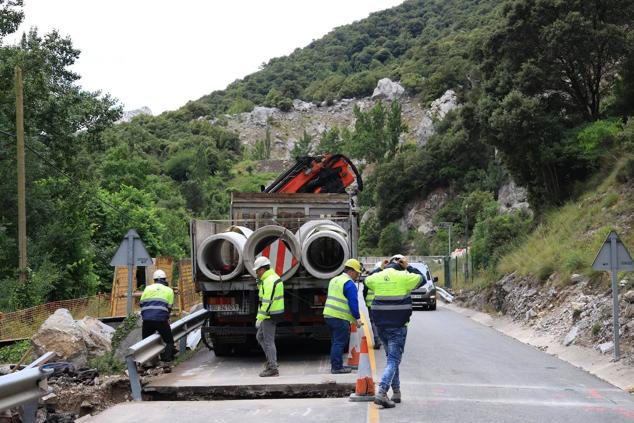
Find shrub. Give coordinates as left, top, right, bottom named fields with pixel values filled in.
left=0, top=340, right=31, bottom=364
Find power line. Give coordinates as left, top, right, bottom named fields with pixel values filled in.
left=0, top=128, right=132, bottom=223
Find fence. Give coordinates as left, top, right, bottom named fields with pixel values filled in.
left=0, top=293, right=111, bottom=341
left=359, top=255, right=473, bottom=290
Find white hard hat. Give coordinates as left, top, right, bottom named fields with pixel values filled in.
left=153, top=269, right=167, bottom=280
left=253, top=256, right=271, bottom=272
left=390, top=254, right=405, bottom=262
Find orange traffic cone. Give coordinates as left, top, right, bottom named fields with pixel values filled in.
left=346, top=323, right=360, bottom=369
left=349, top=336, right=375, bottom=402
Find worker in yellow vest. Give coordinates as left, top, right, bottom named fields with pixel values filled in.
left=323, top=258, right=363, bottom=374
left=366, top=254, right=423, bottom=408
left=140, top=270, right=175, bottom=361
left=254, top=256, right=284, bottom=377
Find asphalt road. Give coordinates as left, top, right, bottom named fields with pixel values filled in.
left=87, top=305, right=634, bottom=422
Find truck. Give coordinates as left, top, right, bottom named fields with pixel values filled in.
left=190, top=155, right=362, bottom=355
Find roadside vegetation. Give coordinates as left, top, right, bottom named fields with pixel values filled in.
left=0, top=0, right=633, bottom=311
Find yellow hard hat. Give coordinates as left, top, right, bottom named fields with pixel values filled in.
left=344, top=258, right=362, bottom=273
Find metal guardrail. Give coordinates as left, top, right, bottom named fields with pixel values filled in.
left=125, top=308, right=210, bottom=401
left=436, top=287, right=454, bottom=303
left=0, top=352, right=56, bottom=423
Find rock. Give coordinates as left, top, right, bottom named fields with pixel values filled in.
left=113, top=317, right=143, bottom=361
left=597, top=341, right=614, bottom=354
left=397, top=188, right=450, bottom=234
left=77, top=316, right=115, bottom=357
left=249, top=106, right=277, bottom=126
left=623, top=290, right=634, bottom=304
left=371, top=78, right=405, bottom=100
left=32, top=309, right=112, bottom=368
left=571, top=302, right=585, bottom=314
left=524, top=288, right=537, bottom=298
left=625, top=304, right=634, bottom=319
left=570, top=274, right=585, bottom=284
left=41, top=392, right=58, bottom=404
left=292, top=99, right=315, bottom=112
left=117, top=107, right=152, bottom=123
left=525, top=308, right=537, bottom=320
left=416, top=89, right=459, bottom=146
left=498, top=179, right=531, bottom=213
left=563, top=326, right=579, bottom=346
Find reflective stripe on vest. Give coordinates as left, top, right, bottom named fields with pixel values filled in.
left=140, top=283, right=174, bottom=321
left=323, top=273, right=355, bottom=323
left=257, top=269, right=284, bottom=321
left=365, top=268, right=421, bottom=328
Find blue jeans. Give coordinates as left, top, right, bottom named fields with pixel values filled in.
left=325, top=317, right=350, bottom=370
left=377, top=326, right=407, bottom=393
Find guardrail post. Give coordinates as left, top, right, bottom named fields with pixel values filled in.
left=179, top=336, right=187, bottom=355
left=126, top=356, right=142, bottom=401
left=21, top=400, right=37, bottom=423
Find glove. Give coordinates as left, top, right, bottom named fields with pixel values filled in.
left=255, top=320, right=262, bottom=329
left=398, top=258, right=409, bottom=270
left=356, top=319, right=363, bottom=328
left=381, top=259, right=389, bottom=269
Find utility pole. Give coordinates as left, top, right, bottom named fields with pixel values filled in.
left=15, top=66, right=27, bottom=283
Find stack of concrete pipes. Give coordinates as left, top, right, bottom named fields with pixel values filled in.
left=196, top=220, right=350, bottom=281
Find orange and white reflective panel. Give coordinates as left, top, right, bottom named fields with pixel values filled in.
left=257, top=239, right=298, bottom=276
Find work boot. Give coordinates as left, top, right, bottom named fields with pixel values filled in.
left=331, top=367, right=352, bottom=374
left=391, top=390, right=401, bottom=403
left=259, top=368, right=279, bottom=377
left=373, top=336, right=381, bottom=349
left=374, top=390, right=396, bottom=408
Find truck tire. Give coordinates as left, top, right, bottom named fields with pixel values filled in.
left=430, top=302, right=437, bottom=311
left=212, top=342, right=233, bottom=357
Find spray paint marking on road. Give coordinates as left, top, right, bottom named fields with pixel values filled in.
left=361, top=313, right=380, bottom=423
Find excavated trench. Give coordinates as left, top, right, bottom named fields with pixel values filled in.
left=142, top=382, right=354, bottom=401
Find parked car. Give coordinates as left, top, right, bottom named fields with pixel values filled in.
left=409, top=262, right=438, bottom=310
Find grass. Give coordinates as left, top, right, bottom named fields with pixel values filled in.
left=496, top=160, right=634, bottom=286
left=0, top=340, right=31, bottom=364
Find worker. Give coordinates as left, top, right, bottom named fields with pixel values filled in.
left=140, top=269, right=175, bottom=362
left=323, top=258, right=363, bottom=374
left=254, top=256, right=284, bottom=377
left=364, top=260, right=388, bottom=349
left=365, top=255, right=423, bottom=408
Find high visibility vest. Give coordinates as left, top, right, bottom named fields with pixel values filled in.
left=365, top=288, right=375, bottom=308
left=140, top=282, right=174, bottom=321
left=257, top=269, right=284, bottom=321
left=323, top=273, right=355, bottom=323
left=365, top=267, right=422, bottom=328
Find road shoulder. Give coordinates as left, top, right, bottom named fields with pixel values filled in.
left=446, top=303, right=634, bottom=393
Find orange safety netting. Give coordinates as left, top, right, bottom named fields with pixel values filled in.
left=0, top=293, right=111, bottom=341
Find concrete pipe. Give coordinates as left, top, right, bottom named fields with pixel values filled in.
left=297, top=220, right=350, bottom=280
left=197, top=230, right=249, bottom=281
left=243, top=225, right=301, bottom=280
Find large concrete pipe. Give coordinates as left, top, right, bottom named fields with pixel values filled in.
left=243, top=225, right=301, bottom=280
left=297, top=220, right=350, bottom=280
left=197, top=230, right=249, bottom=281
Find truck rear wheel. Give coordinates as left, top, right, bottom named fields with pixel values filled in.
left=212, top=342, right=233, bottom=357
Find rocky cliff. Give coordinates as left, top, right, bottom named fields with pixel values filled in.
left=217, top=79, right=459, bottom=160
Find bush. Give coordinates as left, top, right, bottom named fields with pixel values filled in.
left=472, top=211, right=533, bottom=270
left=0, top=340, right=31, bottom=364
left=378, top=223, right=403, bottom=255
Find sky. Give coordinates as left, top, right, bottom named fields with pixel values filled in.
left=10, top=0, right=405, bottom=114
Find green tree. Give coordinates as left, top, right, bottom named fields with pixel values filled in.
left=378, top=223, right=403, bottom=255
left=483, top=0, right=634, bottom=121
left=291, top=130, right=313, bottom=158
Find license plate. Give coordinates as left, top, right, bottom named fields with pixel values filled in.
left=209, top=304, right=240, bottom=311
left=411, top=295, right=423, bottom=299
